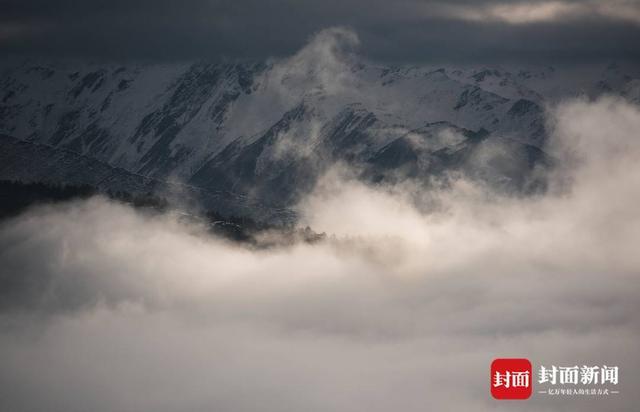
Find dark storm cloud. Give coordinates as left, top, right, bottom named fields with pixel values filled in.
left=0, top=0, right=639, bottom=62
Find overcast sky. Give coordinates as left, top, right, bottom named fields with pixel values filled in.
left=1, top=0, right=640, bottom=63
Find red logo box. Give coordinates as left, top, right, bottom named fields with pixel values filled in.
left=491, top=358, right=532, bottom=400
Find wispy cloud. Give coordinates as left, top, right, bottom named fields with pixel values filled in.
left=436, top=0, right=640, bottom=25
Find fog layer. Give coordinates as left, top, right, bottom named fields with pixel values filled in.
left=1, top=97, right=639, bottom=411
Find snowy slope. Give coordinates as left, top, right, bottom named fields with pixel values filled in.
left=1, top=32, right=639, bottom=216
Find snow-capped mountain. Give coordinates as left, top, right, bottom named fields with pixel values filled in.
left=2, top=30, right=639, bottom=220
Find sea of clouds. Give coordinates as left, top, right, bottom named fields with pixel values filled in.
left=0, top=95, right=639, bottom=411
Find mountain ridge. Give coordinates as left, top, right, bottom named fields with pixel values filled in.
left=2, top=50, right=639, bottom=219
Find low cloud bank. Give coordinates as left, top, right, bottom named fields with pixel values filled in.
left=1, top=97, right=640, bottom=411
